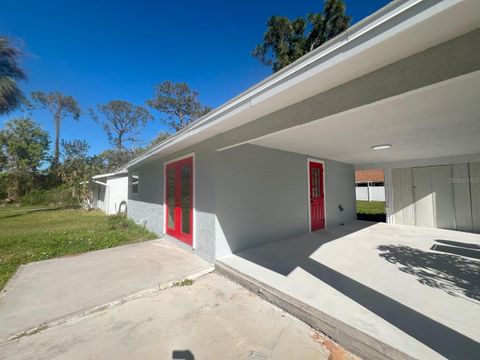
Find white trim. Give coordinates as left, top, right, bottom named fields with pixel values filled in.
left=92, top=171, right=127, bottom=179
left=92, top=179, right=108, bottom=186
left=162, top=152, right=196, bottom=250
left=307, top=158, right=327, bottom=232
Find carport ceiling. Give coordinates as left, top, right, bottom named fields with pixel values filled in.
left=250, top=71, right=480, bottom=166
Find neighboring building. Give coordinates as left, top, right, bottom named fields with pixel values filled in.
left=119, top=0, right=479, bottom=263
left=355, top=169, right=384, bottom=183
left=355, top=169, right=385, bottom=202
left=90, top=171, right=128, bottom=215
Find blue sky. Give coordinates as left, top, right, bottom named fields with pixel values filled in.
left=0, top=0, right=391, bottom=156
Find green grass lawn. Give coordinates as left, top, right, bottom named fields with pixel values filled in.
left=356, top=200, right=386, bottom=222
left=0, top=207, right=157, bottom=290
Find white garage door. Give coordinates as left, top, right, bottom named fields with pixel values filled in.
left=412, top=166, right=455, bottom=229
left=391, top=162, right=480, bottom=232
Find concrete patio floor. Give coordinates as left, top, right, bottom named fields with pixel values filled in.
left=217, top=221, right=480, bottom=360
left=0, top=239, right=213, bottom=342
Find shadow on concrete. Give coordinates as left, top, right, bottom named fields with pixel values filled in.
left=435, top=239, right=480, bottom=250
left=356, top=213, right=386, bottom=222
left=233, top=224, right=480, bottom=359
left=431, top=244, right=480, bottom=260
left=172, top=350, right=194, bottom=360
left=378, top=244, right=480, bottom=301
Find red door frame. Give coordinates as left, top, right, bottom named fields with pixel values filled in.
left=165, top=156, right=193, bottom=246
left=309, top=160, right=325, bottom=231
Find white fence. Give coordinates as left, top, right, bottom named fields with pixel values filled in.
left=356, top=184, right=385, bottom=201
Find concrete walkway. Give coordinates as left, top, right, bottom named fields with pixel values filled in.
left=0, top=239, right=213, bottom=342
left=0, top=273, right=348, bottom=360
left=217, top=221, right=480, bottom=360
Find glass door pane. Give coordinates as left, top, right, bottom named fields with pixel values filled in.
left=167, top=167, right=176, bottom=229
left=180, top=164, right=192, bottom=234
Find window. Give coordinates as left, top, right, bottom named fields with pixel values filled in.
left=131, top=174, right=139, bottom=194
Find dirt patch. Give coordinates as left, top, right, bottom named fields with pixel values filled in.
left=311, top=331, right=360, bottom=360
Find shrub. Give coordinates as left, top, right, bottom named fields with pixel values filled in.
left=0, top=173, right=7, bottom=201
left=19, top=185, right=77, bottom=207
left=107, top=214, right=135, bottom=230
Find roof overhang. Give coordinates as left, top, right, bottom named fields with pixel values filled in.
left=126, top=0, right=480, bottom=169
left=248, top=71, right=480, bottom=168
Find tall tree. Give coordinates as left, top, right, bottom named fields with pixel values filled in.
left=252, top=16, right=307, bottom=72
left=147, top=81, right=211, bottom=132
left=30, top=91, right=81, bottom=167
left=0, top=118, right=49, bottom=200
left=306, top=0, right=351, bottom=51
left=60, top=139, right=99, bottom=201
left=90, top=100, right=153, bottom=169
left=148, top=132, right=170, bottom=148
left=0, top=37, right=27, bottom=115
left=90, top=100, right=153, bottom=152
left=253, top=0, right=351, bottom=72
left=97, top=149, right=132, bottom=172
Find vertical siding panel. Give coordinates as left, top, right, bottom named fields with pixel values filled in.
left=413, top=167, right=435, bottom=228
left=392, top=168, right=415, bottom=225
left=453, top=164, right=473, bottom=232
left=431, top=166, right=455, bottom=230
left=470, top=162, right=480, bottom=233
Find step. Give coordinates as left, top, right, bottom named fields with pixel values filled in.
left=216, top=260, right=415, bottom=360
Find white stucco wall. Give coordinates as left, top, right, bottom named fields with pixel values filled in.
left=106, top=175, right=128, bottom=215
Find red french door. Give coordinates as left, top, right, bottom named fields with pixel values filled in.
left=309, top=161, right=325, bottom=231
left=165, top=157, right=193, bottom=246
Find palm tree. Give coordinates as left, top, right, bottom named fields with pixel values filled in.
left=0, top=37, right=26, bottom=115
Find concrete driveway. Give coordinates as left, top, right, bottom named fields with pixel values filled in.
left=0, top=239, right=355, bottom=360
left=0, top=273, right=345, bottom=360
left=0, top=239, right=213, bottom=342
left=217, top=221, right=480, bottom=360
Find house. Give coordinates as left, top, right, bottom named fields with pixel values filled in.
left=89, top=171, right=128, bottom=215
left=122, top=0, right=479, bottom=263
left=117, top=1, right=480, bottom=358
left=355, top=169, right=385, bottom=202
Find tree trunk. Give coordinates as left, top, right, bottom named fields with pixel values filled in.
left=52, top=113, right=61, bottom=167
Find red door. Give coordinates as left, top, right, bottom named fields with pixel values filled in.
left=165, top=157, right=193, bottom=246
left=309, top=161, right=325, bottom=231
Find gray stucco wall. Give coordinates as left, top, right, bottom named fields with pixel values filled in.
left=128, top=142, right=356, bottom=261
left=215, top=144, right=356, bottom=258
left=128, top=159, right=164, bottom=235
left=127, top=141, right=217, bottom=263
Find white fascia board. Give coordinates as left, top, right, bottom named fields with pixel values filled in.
left=126, top=0, right=473, bottom=169
left=92, top=169, right=129, bottom=179
left=92, top=173, right=116, bottom=179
